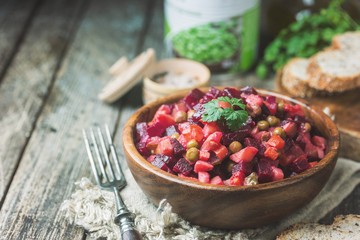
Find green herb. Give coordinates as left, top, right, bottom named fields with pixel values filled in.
left=256, top=0, right=360, bottom=79
left=202, top=97, right=248, bottom=131
left=172, top=22, right=239, bottom=64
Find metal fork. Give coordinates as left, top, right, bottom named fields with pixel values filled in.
left=82, top=125, right=142, bottom=240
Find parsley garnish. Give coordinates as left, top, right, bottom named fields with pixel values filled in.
left=202, top=97, right=248, bottom=131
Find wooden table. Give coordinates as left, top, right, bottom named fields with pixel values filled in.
left=0, top=0, right=359, bottom=239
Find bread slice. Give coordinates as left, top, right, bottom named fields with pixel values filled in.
left=332, top=31, right=360, bottom=51
left=281, top=58, right=317, bottom=98
left=276, top=215, right=360, bottom=240
left=307, top=49, right=360, bottom=92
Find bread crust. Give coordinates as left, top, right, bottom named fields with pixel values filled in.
left=281, top=58, right=317, bottom=97
left=307, top=50, right=360, bottom=92
left=276, top=214, right=360, bottom=240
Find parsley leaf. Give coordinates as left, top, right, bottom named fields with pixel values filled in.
left=201, top=97, right=248, bottom=131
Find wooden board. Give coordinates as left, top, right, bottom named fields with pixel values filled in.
left=0, top=0, right=150, bottom=239
left=275, top=71, right=360, bottom=161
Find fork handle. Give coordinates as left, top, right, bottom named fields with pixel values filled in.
left=113, top=188, right=142, bottom=240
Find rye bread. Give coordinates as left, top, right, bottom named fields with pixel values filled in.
left=276, top=214, right=360, bottom=240
left=307, top=49, right=360, bottom=92
left=281, top=58, right=317, bottom=98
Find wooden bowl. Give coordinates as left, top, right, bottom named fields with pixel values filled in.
left=142, top=58, right=210, bottom=104
left=122, top=87, right=339, bottom=229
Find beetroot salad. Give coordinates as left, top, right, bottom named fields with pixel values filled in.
left=135, top=87, right=327, bottom=186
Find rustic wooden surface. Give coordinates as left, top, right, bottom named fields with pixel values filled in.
left=0, top=0, right=359, bottom=238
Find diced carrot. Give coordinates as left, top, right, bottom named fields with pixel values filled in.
left=199, top=150, right=210, bottom=161
left=213, top=145, right=228, bottom=160
left=194, top=160, right=214, bottom=173
left=230, top=146, right=258, bottom=163
left=264, top=147, right=279, bottom=161
left=266, top=135, right=285, bottom=150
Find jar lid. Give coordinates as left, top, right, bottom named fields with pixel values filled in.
left=98, top=48, right=156, bottom=103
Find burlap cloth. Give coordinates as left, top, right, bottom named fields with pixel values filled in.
left=61, top=158, right=360, bottom=240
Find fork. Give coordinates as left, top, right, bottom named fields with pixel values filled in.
left=82, top=125, right=142, bottom=240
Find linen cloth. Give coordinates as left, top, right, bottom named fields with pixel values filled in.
left=61, top=158, right=360, bottom=240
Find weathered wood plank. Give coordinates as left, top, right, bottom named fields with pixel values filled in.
left=0, top=0, right=41, bottom=81
left=0, top=0, right=86, bottom=204
left=0, top=0, right=149, bottom=239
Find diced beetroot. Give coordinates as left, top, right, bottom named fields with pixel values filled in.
left=202, top=122, right=220, bottom=138
left=246, top=94, right=263, bottom=106
left=230, top=171, right=245, bottom=186
left=210, top=176, right=224, bottom=185
left=230, top=146, right=258, bottom=163
left=182, top=125, right=204, bottom=142
left=198, top=171, right=210, bottom=183
left=264, top=101, right=277, bottom=115
left=173, top=158, right=192, bottom=175
left=147, top=121, right=166, bottom=137
left=218, top=101, right=231, bottom=109
left=283, top=122, right=297, bottom=138
left=289, top=154, right=310, bottom=173
left=240, top=86, right=258, bottom=95
left=221, top=87, right=241, bottom=99
left=253, top=131, right=268, bottom=143
left=158, top=137, right=174, bottom=156
left=170, top=138, right=186, bottom=158
left=264, top=147, right=279, bottom=161
left=207, top=152, right=222, bottom=165
left=222, top=125, right=252, bottom=146
left=231, top=161, right=253, bottom=176
left=154, top=154, right=177, bottom=169
left=188, top=103, right=206, bottom=123
left=284, top=104, right=305, bottom=117
left=213, top=145, right=228, bottom=161
left=201, top=87, right=221, bottom=104
left=257, top=159, right=274, bottom=183
left=165, top=125, right=179, bottom=136
left=135, top=122, right=148, bottom=142
left=151, top=157, right=169, bottom=171
left=194, top=160, right=214, bottom=173
left=136, top=141, right=149, bottom=156
left=146, top=136, right=161, bottom=151
left=178, top=122, right=190, bottom=133
left=182, top=88, right=205, bottom=108
left=177, top=134, right=188, bottom=148
left=265, top=95, right=276, bottom=104
left=171, top=103, right=187, bottom=116
left=304, top=141, right=321, bottom=159
left=147, top=155, right=155, bottom=163
left=317, top=148, right=324, bottom=159
left=271, top=166, right=284, bottom=181
left=267, top=135, right=285, bottom=150
left=199, top=150, right=210, bottom=161
left=312, top=136, right=326, bottom=150
left=280, top=142, right=305, bottom=167
left=243, top=137, right=258, bottom=148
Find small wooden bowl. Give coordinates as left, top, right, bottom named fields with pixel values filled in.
left=142, top=58, right=210, bottom=104
left=123, top=87, right=339, bottom=229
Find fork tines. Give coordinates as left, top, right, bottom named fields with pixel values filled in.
left=82, top=125, right=126, bottom=188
